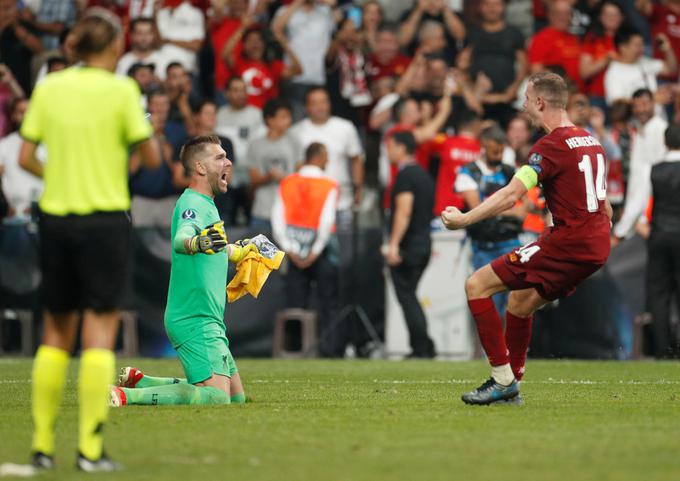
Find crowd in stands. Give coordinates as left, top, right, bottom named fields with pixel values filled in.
left=1, top=0, right=680, bottom=355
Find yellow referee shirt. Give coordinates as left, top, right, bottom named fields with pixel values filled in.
left=21, top=66, right=153, bottom=216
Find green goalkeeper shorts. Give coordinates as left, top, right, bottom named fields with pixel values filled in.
left=173, top=321, right=238, bottom=384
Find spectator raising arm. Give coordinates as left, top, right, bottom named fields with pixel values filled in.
left=580, top=50, right=615, bottom=83
left=440, top=1, right=465, bottom=42
left=656, top=33, right=677, bottom=76
left=274, top=32, right=303, bottom=78
left=271, top=0, right=304, bottom=38
left=222, top=14, right=256, bottom=68
left=9, top=20, right=43, bottom=54
left=412, top=91, right=452, bottom=143
left=0, top=65, right=26, bottom=99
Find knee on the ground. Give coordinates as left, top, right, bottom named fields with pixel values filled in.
left=188, top=384, right=231, bottom=405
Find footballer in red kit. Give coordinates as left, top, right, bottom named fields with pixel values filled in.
left=441, top=72, right=613, bottom=405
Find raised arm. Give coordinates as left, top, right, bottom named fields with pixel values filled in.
left=398, top=1, right=425, bottom=47
left=271, top=0, right=303, bottom=38
left=413, top=92, right=451, bottom=142
left=657, top=33, right=678, bottom=77
left=441, top=5, right=465, bottom=41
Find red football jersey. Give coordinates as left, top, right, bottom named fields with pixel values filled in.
left=434, top=134, right=481, bottom=214
left=233, top=58, right=284, bottom=109
left=365, top=53, right=411, bottom=84
left=528, top=28, right=583, bottom=91
left=526, top=126, right=611, bottom=263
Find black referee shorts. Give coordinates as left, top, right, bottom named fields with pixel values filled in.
left=39, top=211, right=131, bottom=313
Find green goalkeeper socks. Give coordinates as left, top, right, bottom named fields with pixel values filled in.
left=230, top=392, right=246, bottom=404
left=136, top=375, right=187, bottom=388
left=121, top=384, right=229, bottom=405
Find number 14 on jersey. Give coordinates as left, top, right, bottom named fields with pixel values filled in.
left=578, top=154, right=607, bottom=212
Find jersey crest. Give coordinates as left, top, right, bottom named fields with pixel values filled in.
left=181, top=209, right=197, bottom=220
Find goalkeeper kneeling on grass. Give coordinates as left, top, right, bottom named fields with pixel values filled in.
left=110, top=135, right=257, bottom=406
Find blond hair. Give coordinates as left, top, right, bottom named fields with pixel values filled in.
left=528, top=72, right=569, bottom=109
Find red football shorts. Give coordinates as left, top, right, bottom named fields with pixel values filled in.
left=490, top=240, right=605, bottom=301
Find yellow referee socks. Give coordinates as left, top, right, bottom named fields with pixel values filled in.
left=78, top=349, right=115, bottom=460
left=31, top=345, right=70, bottom=455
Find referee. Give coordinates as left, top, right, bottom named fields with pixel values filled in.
left=18, top=9, right=160, bottom=472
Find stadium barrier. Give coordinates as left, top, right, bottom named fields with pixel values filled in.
left=0, top=221, right=639, bottom=358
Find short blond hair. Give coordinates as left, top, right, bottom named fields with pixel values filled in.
left=528, top=72, right=569, bottom=109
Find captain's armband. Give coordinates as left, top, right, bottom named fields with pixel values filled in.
left=514, top=165, right=539, bottom=190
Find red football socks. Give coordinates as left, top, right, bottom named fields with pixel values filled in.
left=467, top=298, right=509, bottom=367
left=505, top=311, right=533, bottom=381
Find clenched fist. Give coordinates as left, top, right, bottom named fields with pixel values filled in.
left=441, top=206, right=468, bottom=230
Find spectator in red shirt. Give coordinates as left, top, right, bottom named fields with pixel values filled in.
left=580, top=0, right=625, bottom=110
left=433, top=110, right=482, bottom=215
left=365, top=25, right=411, bottom=86
left=210, top=0, right=249, bottom=92
left=638, top=0, right=680, bottom=78
left=528, top=0, right=583, bottom=91
left=224, top=21, right=302, bottom=109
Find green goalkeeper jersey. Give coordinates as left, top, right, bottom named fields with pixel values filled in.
left=164, top=188, right=227, bottom=346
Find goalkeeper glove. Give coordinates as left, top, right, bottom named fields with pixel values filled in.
left=188, top=221, right=227, bottom=254
left=228, top=239, right=259, bottom=263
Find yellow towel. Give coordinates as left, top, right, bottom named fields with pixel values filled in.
left=227, top=249, right=285, bottom=303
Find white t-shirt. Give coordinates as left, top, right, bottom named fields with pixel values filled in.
left=156, top=2, right=205, bottom=74
left=274, top=4, right=334, bottom=85
left=0, top=132, right=45, bottom=217
left=604, top=57, right=664, bottom=105
left=290, top=116, right=364, bottom=211
left=215, top=105, right=265, bottom=187
left=116, top=50, right=171, bottom=80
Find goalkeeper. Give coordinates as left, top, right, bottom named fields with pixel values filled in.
left=111, top=135, right=257, bottom=406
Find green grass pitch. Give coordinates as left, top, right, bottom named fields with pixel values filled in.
left=1, top=358, right=680, bottom=481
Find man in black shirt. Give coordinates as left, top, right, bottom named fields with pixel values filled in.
left=385, top=130, right=436, bottom=358
left=643, top=123, right=680, bottom=358
left=399, top=0, right=465, bottom=59
left=465, top=0, right=527, bottom=128
left=0, top=0, right=43, bottom=94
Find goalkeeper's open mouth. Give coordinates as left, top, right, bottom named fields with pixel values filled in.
left=219, top=170, right=229, bottom=188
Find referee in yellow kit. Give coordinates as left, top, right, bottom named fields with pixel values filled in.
left=18, top=8, right=160, bottom=472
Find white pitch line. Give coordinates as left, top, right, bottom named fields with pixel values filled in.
left=1, top=379, right=678, bottom=386
left=248, top=379, right=680, bottom=386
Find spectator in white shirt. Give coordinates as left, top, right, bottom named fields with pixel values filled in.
left=0, top=98, right=43, bottom=219
left=604, top=27, right=676, bottom=105
left=116, top=17, right=168, bottom=80
left=613, top=88, right=668, bottom=243
left=246, top=98, right=301, bottom=230
left=290, top=87, right=364, bottom=214
left=156, top=0, right=205, bottom=75
left=272, top=0, right=337, bottom=119
left=216, top=77, right=265, bottom=164
left=216, top=77, right=265, bottom=224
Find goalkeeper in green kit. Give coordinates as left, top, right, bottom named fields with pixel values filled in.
left=110, top=135, right=257, bottom=406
